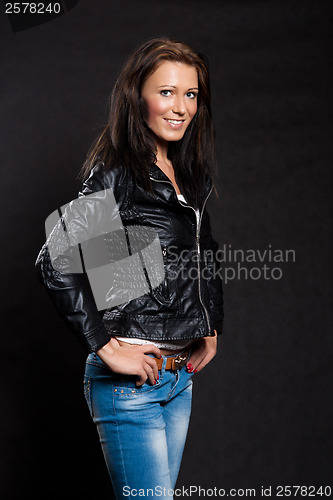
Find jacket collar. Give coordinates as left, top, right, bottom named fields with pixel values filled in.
left=148, top=163, right=171, bottom=182
left=148, top=163, right=213, bottom=207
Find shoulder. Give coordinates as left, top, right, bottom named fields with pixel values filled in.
left=79, top=161, right=129, bottom=199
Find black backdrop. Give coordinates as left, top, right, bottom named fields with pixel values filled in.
left=1, top=1, right=332, bottom=499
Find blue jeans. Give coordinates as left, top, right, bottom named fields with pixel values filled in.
left=84, top=350, right=193, bottom=499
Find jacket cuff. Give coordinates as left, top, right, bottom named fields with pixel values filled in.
left=210, top=318, right=223, bottom=336
left=79, top=325, right=111, bottom=354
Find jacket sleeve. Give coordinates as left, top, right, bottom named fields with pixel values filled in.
left=35, top=162, right=122, bottom=353
left=201, top=207, right=224, bottom=336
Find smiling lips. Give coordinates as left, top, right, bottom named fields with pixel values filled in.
left=164, top=118, right=185, bottom=128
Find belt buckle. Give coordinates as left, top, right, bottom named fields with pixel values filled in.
left=172, top=353, right=187, bottom=371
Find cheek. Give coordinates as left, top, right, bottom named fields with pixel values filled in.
left=189, top=101, right=198, bottom=119
left=146, top=98, right=168, bottom=122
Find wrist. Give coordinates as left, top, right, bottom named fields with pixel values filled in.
left=96, top=338, right=117, bottom=358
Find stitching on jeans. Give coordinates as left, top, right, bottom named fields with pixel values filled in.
left=114, top=403, right=128, bottom=488
left=166, top=370, right=179, bottom=401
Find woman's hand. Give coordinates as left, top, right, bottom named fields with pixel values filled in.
left=96, top=338, right=161, bottom=387
left=186, top=330, right=217, bottom=374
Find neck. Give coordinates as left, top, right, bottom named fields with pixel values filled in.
left=155, top=138, right=169, bottom=165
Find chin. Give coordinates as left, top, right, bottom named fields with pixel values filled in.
left=162, top=131, right=187, bottom=142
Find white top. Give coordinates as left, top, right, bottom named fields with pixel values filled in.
left=177, top=193, right=200, bottom=225
left=114, top=336, right=193, bottom=350
left=114, top=194, right=200, bottom=351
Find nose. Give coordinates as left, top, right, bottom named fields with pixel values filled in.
left=172, top=95, right=186, bottom=115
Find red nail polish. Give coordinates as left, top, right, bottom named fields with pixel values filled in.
left=194, top=369, right=198, bottom=373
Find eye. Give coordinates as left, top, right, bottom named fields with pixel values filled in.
left=160, top=90, right=172, bottom=97
left=186, top=91, right=198, bottom=99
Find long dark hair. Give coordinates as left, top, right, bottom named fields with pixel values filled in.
left=81, top=37, right=216, bottom=207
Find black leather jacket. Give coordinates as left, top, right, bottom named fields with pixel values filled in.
left=35, top=162, right=223, bottom=353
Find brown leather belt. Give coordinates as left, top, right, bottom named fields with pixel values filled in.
left=154, top=351, right=189, bottom=371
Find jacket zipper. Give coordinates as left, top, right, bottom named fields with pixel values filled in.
left=149, top=176, right=213, bottom=335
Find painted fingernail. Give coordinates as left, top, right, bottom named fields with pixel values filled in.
left=187, top=363, right=192, bottom=370
left=194, top=369, right=198, bottom=373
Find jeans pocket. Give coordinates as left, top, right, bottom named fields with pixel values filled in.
left=113, top=376, right=161, bottom=396
left=83, top=375, right=93, bottom=417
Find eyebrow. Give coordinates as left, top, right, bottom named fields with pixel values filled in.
left=157, top=85, right=199, bottom=90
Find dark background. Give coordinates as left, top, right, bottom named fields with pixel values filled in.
left=1, top=1, right=332, bottom=498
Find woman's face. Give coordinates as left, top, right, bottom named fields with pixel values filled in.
left=141, top=60, right=199, bottom=145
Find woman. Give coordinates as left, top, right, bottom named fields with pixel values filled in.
left=36, top=37, right=223, bottom=498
